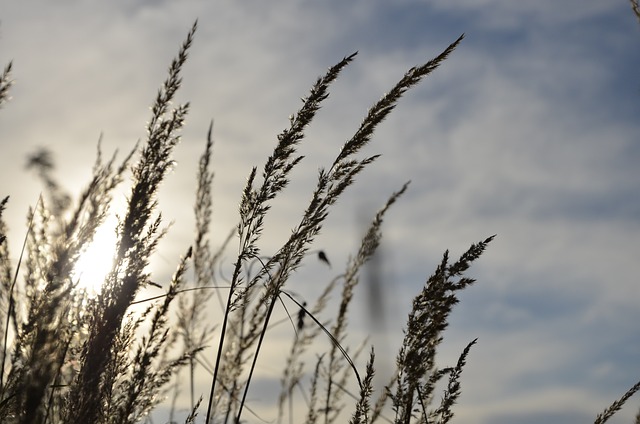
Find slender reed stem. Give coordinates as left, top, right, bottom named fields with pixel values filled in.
left=0, top=195, right=40, bottom=390
left=235, top=292, right=278, bottom=423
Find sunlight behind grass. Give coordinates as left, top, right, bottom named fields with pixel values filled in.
left=72, top=215, right=118, bottom=296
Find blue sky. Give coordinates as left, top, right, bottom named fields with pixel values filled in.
left=1, top=1, right=639, bottom=423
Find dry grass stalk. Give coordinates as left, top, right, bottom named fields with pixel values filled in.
left=0, top=62, right=12, bottom=108
left=63, top=21, right=197, bottom=424
left=594, top=380, right=640, bottom=424
left=631, top=0, right=640, bottom=23
left=391, top=236, right=494, bottom=423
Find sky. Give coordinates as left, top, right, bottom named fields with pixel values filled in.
left=1, top=1, right=640, bottom=423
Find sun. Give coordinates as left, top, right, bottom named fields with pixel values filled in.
left=73, top=216, right=118, bottom=296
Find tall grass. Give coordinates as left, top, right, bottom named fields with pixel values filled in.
left=0, top=9, right=638, bottom=424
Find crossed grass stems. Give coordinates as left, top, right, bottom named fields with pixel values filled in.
left=0, top=12, right=638, bottom=424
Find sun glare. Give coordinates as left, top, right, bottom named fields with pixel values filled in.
left=73, top=217, right=118, bottom=296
